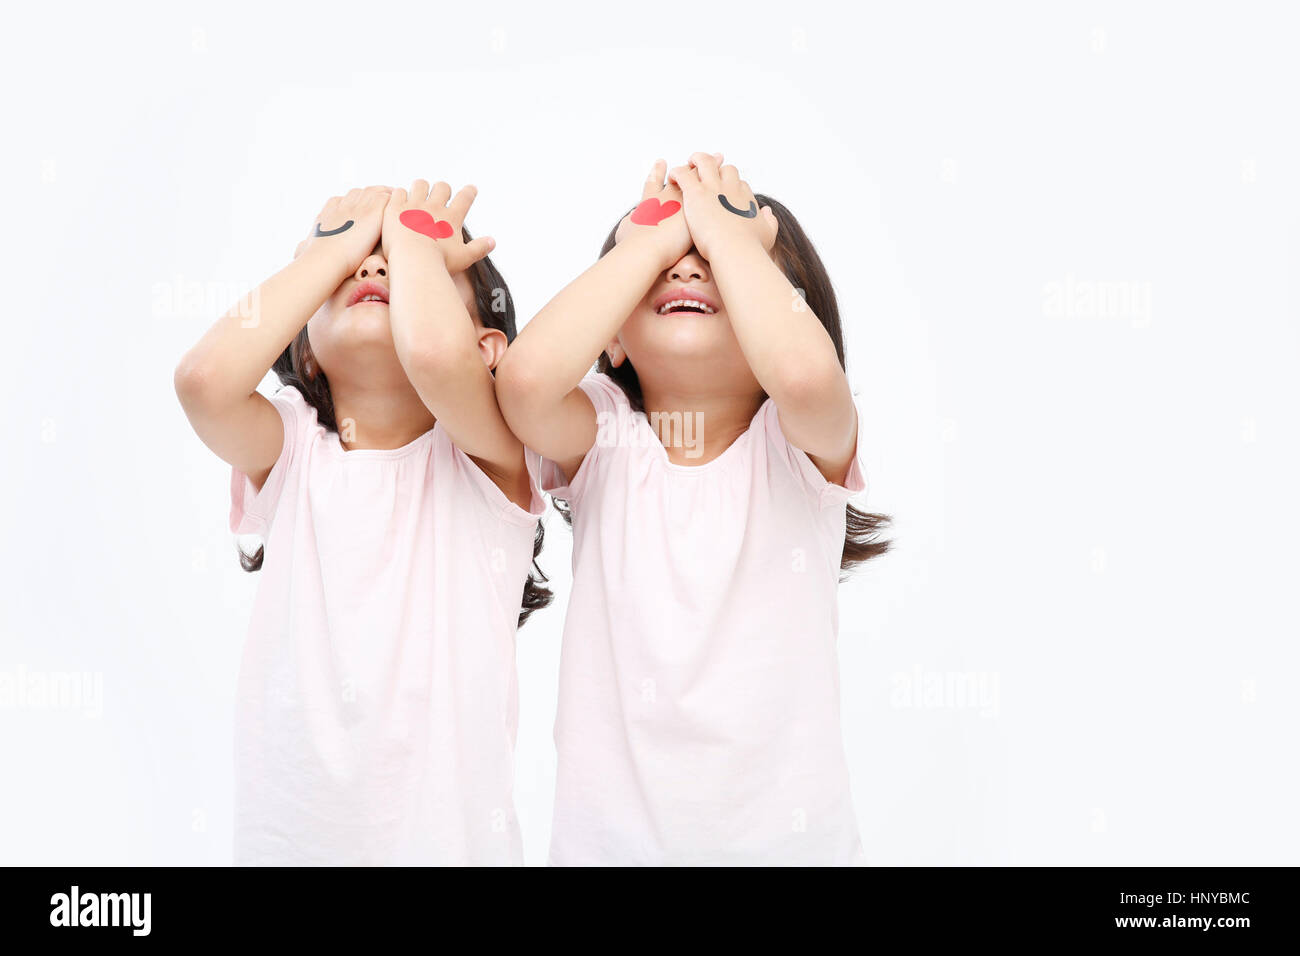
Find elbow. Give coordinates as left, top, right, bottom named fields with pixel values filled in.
left=493, top=350, right=536, bottom=415
left=173, top=351, right=214, bottom=410
left=396, top=336, right=475, bottom=391
left=494, top=352, right=554, bottom=437
left=770, top=354, right=846, bottom=414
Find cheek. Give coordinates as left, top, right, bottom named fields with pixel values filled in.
left=614, top=309, right=652, bottom=352
left=304, top=311, right=338, bottom=373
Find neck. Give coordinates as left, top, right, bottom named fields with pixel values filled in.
left=327, top=374, right=434, bottom=451
left=637, top=380, right=765, bottom=466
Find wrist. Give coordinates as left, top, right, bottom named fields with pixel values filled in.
left=714, top=226, right=769, bottom=258
left=627, top=233, right=688, bottom=273
left=299, top=238, right=359, bottom=282
left=387, top=234, right=449, bottom=271
left=705, top=233, right=769, bottom=270
left=707, top=237, right=779, bottom=295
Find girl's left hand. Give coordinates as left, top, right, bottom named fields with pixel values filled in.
left=668, top=153, right=778, bottom=262
left=382, top=180, right=495, bottom=273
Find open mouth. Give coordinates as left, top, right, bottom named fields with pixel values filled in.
left=348, top=281, right=390, bottom=307
left=653, top=288, right=719, bottom=316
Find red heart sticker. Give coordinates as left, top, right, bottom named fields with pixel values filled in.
left=630, top=198, right=681, bottom=226
left=399, top=209, right=454, bottom=239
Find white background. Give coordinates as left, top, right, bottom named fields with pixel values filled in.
left=2, top=0, right=1296, bottom=865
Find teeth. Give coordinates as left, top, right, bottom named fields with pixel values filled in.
left=657, top=298, right=715, bottom=315
left=359, top=294, right=385, bottom=302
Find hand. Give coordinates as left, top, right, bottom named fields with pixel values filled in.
left=613, top=160, right=692, bottom=270
left=382, top=180, right=494, bottom=274
left=668, top=153, right=778, bottom=263
left=295, top=186, right=392, bottom=272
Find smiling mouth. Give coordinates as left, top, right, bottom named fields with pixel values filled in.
left=656, top=298, right=717, bottom=316
left=348, top=282, right=390, bottom=307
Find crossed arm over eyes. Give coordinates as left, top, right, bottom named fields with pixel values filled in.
left=382, top=180, right=534, bottom=508
left=173, top=198, right=393, bottom=491
left=497, top=155, right=858, bottom=487
left=175, top=182, right=534, bottom=508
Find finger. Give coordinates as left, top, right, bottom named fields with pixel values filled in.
left=642, top=159, right=667, bottom=199
left=447, top=184, right=477, bottom=221
left=428, top=181, right=452, bottom=207
left=409, top=179, right=430, bottom=203
left=761, top=206, right=779, bottom=245
left=688, top=151, right=721, bottom=181
left=720, top=164, right=741, bottom=184
left=388, top=187, right=409, bottom=209
left=293, top=238, right=309, bottom=260
left=344, top=187, right=362, bottom=202
left=667, top=164, right=698, bottom=189
left=712, top=152, right=724, bottom=165
left=461, top=235, right=495, bottom=266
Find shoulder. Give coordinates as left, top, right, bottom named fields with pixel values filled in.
left=538, top=373, right=640, bottom=502
left=574, top=372, right=637, bottom=450
left=576, top=371, right=632, bottom=417
left=429, top=424, right=546, bottom=528
left=268, top=383, right=326, bottom=442
left=755, top=396, right=868, bottom=505
left=269, top=383, right=311, bottom=416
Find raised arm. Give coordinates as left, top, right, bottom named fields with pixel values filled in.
left=173, top=186, right=391, bottom=488
left=669, top=154, right=858, bottom=484
left=380, top=180, right=533, bottom=507
left=495, top=160, right=693, bottom=481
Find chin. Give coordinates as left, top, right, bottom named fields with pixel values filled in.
left=311, top=312, right=396, bottom=356
left=661, top=322, right=737, bottom=358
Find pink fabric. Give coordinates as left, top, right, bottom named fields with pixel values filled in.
left=541, top=372, right=869, bottom=865
left=229, top=385, right=544, bottom=866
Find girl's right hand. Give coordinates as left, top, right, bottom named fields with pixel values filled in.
left=613, top=160, right=692, bottom=270
left=295, top=185, right=392, bottom=272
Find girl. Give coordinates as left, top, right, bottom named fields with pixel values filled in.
left=175, top=181, right=549, bottom=865
left=496, top=154, right=889, bottom=866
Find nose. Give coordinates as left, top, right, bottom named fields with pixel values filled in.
left=355, top=250, right=387, bottom=281
left=666, top=249, right=708, bottom=283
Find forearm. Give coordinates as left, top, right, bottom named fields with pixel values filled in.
left=387, top=245, right=481, bottom=371
left=709, top=241, right=855, bottom=456
left=387, top=244, right=521, bottom=469
left=709, top=242, right=843, bottom=394
left=175, top=244, right=349, bottom=405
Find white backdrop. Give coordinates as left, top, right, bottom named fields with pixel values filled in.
left=2, top=0, right=1296, bottom=865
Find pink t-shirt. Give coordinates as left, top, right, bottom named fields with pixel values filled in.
left=228, top=385, right=545, bottom=866
left=541, top=373, right=870, bottom=866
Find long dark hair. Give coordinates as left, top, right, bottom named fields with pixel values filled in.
left=239, top=228, right=554, bottom=627
left=572, top=193, right=890, bottom=573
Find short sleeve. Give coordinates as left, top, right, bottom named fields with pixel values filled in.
left=538, top=372, right=630, bottom=503
left=228, top=385, right=316, bottom=536
left=760, top=396, right=868, bottom=508
left=437, top=426, right=548, bottom=527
